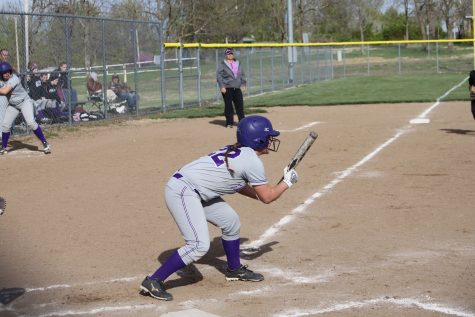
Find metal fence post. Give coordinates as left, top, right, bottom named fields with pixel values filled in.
left=101, top=18, right=108, bottom=117
left=157, top=24, right=166, bottom=113
left=281, top=47, right=286, bottom=89
left=215, top=49, right=220, bottom=102
left=259, top=48, right=263, bottom=94
left=367, top=45, right=370, bottom=76
left=246, top=49, right=250, bottom=97
left=309, top=47, right=313, bottom=82
left=436, top=42, right=439, bottom=73
left=343, top=46, right=346, bottom=78
left=197, top=46, right=202, bottom=107
left=271, top=48, right=275, bottom=91
left=398, top=44, right=401, bottom=75
left=63, top=16, right=72, bottom=124
left=178, top=44, right=184, bottom=109
left=316, top=47, right=322, bottom=81
left=330, top=47, right=334, bottom=80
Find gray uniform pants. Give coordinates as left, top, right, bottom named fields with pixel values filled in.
left=2, top=98, right=39, bottom=133
left=164, top=176, right=241, bottom=265
left=0, top=96, right=7, bottom=129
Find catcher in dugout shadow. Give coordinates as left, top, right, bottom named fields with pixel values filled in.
left=141, top=115, right=299, bottom=301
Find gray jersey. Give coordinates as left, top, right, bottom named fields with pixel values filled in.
left=178, top=145, right=267, bottom=201
left=0, top=74, right=29, bottom=106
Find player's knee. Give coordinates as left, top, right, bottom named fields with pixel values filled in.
left=222, top=215, right=241, bottom=240
left=195, top=240, right=210, bottom=258
left=26, top=121, right=39, bottom=131
left=2, top=123, right=12, bottom=133
left=184, top=239, right=210, bottom=262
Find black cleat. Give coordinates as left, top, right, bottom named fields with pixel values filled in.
left=225, top=265, right=264, bottom=282
left=140, top=277, right=173, bottom=301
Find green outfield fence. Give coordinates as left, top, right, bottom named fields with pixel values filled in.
left=0, top=11, right=474, bottom=134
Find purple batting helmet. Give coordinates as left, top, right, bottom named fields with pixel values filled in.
left=237, top=115, right=280, bottom=151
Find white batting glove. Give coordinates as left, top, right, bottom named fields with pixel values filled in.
left=283, top=167, right=298, bottom=188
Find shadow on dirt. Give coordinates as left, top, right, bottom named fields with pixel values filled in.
left=208, top=119, right=229, bottom=128
left=7, top=140, right=41, bottom=153
left=0, top=288, right=25, bottom=305
left=440, top=128, right=475, bottom=135
left=152, top=237, right=278, bottom=291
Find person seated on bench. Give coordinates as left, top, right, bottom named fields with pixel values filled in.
left=27, top=68, right=59, bottom=124
left=108, top=74, right=137, bottom=111
left=87, top=71, right=102, bottom=99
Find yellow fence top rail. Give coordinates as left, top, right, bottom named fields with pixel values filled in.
left=164, top=38, right=474, bottom=49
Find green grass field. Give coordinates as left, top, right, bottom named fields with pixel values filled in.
left=155, top=73, right=470, bottom=119
left=246, top=73, right=469, bottom=107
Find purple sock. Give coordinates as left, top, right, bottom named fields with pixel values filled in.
left=222, top=238, right=241, bottom=271
left=33, top=127, right=47, bottom=145
left=2, top=132, right=10, bottom=149
left=149, top=250, right=186, bottom=282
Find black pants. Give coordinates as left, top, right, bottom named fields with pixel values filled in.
left=222, top=88, right=245, bottom=126
left=472, top=100, right=475, bottom=120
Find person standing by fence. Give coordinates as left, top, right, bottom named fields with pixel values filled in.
left=0, top=49, right=11, bottom=136
left=216, top=48, right=246, bottom=128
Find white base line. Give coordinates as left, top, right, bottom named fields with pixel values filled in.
left=33, top=304, right=158, bottom=317
left=243, top=127, right=407, bottom=249
left=274, top=297, right=475, bottom=317
left=24, top=276, right=141, bottom=293
left=243, top=77, right=468, bottom=250
left=416, top=76, right=467, bottom=120
left=14, top=296, right=474, bottom=317
left=279, top=121, right=320, bottom=133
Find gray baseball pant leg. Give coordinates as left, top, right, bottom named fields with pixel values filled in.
left=0, top=96, right=7, bottom=128
left=2, top=100, right=39, bottom=132
left=165, top=178, right=211, bottom=265
left=202, top=197, right=241, bottom=241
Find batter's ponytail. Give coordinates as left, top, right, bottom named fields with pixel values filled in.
left=224, top=142, right=241, bottom=174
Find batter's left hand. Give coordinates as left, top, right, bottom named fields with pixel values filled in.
left=283, top=167, right=298, bottom=188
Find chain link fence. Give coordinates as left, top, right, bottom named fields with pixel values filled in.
left=0, top=12, right=473, bottom=135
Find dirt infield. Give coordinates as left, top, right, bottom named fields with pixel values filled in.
left=1, top=101, right=474, bottom=317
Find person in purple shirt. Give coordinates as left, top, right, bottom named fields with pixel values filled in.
left=216, top=48, right=247, bottom=128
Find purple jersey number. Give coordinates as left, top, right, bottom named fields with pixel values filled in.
left=209, top=146, right=241, bottom=167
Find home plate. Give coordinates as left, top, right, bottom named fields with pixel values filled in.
left=161, top=309, right=222, bottom=317
left=409, top=118, right=430, bottom=124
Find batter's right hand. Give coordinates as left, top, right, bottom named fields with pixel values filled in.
left=221, top=87, right=226, bottom=94
left=283, top=167, right=298, bottom=188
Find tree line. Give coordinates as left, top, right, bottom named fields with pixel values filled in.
left=10, top=0, right=471, bottom=42
left=0, top=0, right=472, bottom=69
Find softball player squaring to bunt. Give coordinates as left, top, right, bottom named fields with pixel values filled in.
left=141, top=115, right=299, bottom=301
left=0, top=62, right=51, bottom=155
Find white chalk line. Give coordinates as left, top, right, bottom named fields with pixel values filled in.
left=257, top=267, right=336, bottom=284
left=242, top=127, right=408, bottom=249
left=2, top=80, right=470, bottom=316
left=274, top=296, right=475, bottom=317
left=24, top=276, right=141, bottom=293
left=279, top=121, right=320, bottom=133
left=415, top=77, right=467, bottom=120
left=242, top=76, right=468, bottom=250
left=32, top=304, right=159, bottom=317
